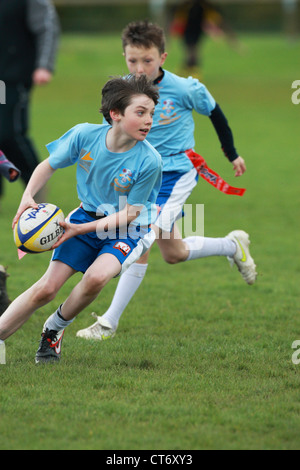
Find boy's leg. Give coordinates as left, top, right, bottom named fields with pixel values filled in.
left=36, top=254, right=121, bottom=362
left=76, top=231, right=156, bottom=341
left=158, top=225, right=257, bottom=284
left=96, top=250, right=150, bottom=330
left=76, top=223, right=237, bottom=340
left=76, top=225, right=257, bottom=341
left=77, top=250, right=150, bottom=340
left=0, top=260, right=75, bottom=341
left=157, top=224, right=236, bottom=264
left=61, top=253, right=122, bottom=321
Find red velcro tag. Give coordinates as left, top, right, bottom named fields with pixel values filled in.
left=185, top=149, right=246, bottom=197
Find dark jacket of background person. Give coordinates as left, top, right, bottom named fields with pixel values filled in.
left=0, top=0, right=59, bottom=87
left=0, top=0, right=60, bottom=198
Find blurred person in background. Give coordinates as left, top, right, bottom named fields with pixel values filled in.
left=0, top=150, right=20, bottom=185
left=0, top=150, right=20, bottom=315
left=282, top=0, right=299, bottom=40
left=170, top=0, right=240, bottom=78
left=0, top=0, right=60, bottom=204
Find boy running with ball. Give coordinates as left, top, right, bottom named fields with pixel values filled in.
left=0, top=74, right=162, bottom=363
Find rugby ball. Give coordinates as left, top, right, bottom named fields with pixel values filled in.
left=14, top=203, right=64, bottom=253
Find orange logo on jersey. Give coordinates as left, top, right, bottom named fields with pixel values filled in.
left=79, top=150, right=93, bottom=173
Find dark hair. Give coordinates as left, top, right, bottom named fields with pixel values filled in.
left=122, top=20, right=165, bottom=55
left=100, top=74, right=159, bottom=125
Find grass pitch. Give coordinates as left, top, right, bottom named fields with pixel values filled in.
left=0, top=32, right=299, bottom=450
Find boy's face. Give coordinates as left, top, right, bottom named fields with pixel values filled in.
left=111, top=94, right=155, bottom=141
left=124, top=45, right=167, bottom=82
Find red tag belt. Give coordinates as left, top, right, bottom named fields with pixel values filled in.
left=185, top=149, right=246, bottom=196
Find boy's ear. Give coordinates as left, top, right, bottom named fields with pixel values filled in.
left=160, top=52, right=168, bottom=67
left=109, top=109, right=121, bottom=123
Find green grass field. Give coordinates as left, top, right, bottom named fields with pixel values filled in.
left=0, top=32, right=299, bottom=451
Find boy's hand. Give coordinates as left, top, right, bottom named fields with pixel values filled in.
left=33, top=68, right=52, bottom=86
left=12, top=197, right=39, bottom=229
left=9, top=168, right=20, bottom=182
left=232, top=156, right=246, bottom=177
left=51, top=221, right=78, bottom=249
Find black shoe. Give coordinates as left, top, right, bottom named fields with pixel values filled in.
left=0, top=266, right=11, bottom=316
left=35, top=328, right=64, bottom=364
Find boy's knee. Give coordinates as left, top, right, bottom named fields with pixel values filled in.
left=162, top=252, right=180, bottom=264
left=160, top=241, right=189, bottom=265
left=162, top=248, right=189, bottom=264
left=82, top=272, right=108, bottom=296
left=32, top=280, right=58, bottom=304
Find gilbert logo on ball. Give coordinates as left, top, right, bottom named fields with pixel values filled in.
left=14, top=203, right=64, bottom=253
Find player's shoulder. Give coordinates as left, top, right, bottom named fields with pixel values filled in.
left=72, top=122, right=108, bottom=134
left=162, top=70, right=210, bottom=104
left=163, top=69, right=205, bottom=90
left=141, top=139, right=162, bottom=167
left=142, top=139, right=161, bottom=158
left=68, top=122, right=109, bottom=144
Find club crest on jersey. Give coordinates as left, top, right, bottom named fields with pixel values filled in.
left=112, top=168, right=133, bottom=193
left=114, top=241, right=131, bottom=256
left=159, top=99, right=181, bottom=125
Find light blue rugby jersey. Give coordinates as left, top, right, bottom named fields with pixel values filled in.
left=149, top=70, right=216, bottom=173
left=47, top=123, right=162, bottom=226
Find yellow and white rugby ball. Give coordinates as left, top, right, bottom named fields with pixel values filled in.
left=14, top=203, right=64, bottom=253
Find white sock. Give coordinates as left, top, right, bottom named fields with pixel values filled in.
left=44, top=304, right=74, bottom=332
left=102, top=263, right=148, bottom=329
left=183, top=236, right=236, bottom=261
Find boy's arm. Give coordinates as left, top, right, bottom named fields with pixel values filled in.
left=51, top=203, right=141, bottom=249
left=231, top=156, right=246, bottom=177
left=12, top=159, right=56, bottom=228
left=209, top=103, right=246, bottom=176
left=27, top=0, right=60, bottom=84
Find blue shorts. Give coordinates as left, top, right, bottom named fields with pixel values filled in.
left=52, top=207, right=155, bottom=274
left=154, top=169, right=198, bottom=232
